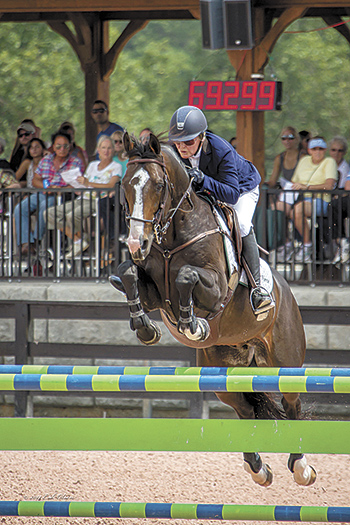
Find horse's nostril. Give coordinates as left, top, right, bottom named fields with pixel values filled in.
left=141, top=239, right=148, bottom=251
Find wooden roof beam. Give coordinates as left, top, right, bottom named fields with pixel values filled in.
left=322, top=15, right=350, bottom=44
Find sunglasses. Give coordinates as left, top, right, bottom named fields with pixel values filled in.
left=92, top=108, right=107, bottom=114
left=311, top=147, right=325, bottom=151
left=176, top=138, right=196, bottom=146
left=331, top=148, right=344, bottom=153
left=281, top=135, right=295, bottom=140
left=18, top=132, right=31, bottom=138
left=55, top=144, right=70, bottom=150
left=114, top=140, right=123, bottom=144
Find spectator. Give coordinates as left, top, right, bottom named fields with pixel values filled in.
left=270, top=127, right=304, bottom=262
left=139, top=128, right=153, bottom=144
left=91, top=100, right=123, bottom=159
left=15, top=138, right=47, bottom=188
left=58, top=121, right=88, bottom=171
left=16, top=131, right=83, bottom=257
left=0, top=169, right=21, bottom=190
left=298, top=130, right=311, bottom=156
left=10, top=121, right=36, bottom=172
left=112, top=130, right=128, bottom=178
left=290, top=136, right=338, bottom=262
left=0, top=137, right=11, bottom=170
left=329, top=136, right=350, bottom=263
left=47, top=135, right=121, bottom=259
left=268, top=127, right=303, bottom=189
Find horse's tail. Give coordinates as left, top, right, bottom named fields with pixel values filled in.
left=244, top=392, right=287, bottom=420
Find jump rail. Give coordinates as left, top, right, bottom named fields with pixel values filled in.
left=0, top=501, right=349, bottom=521
left=1, top=365, right=350, bottom=376
left=0, top=419, right=349, bottom=454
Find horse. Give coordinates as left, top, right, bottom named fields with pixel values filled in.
left=110, top=132, right=316, bottom=488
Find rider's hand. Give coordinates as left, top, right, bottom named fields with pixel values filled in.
left=189, top=168, right=205, bottom=190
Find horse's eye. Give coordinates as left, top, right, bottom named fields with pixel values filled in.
left=155, top=183, right=164, bottom=193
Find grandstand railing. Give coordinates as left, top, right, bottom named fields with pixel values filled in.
left=0, top=185, right=349, bottom=284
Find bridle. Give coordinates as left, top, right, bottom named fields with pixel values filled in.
left=124, top=157, right=193, bottom=244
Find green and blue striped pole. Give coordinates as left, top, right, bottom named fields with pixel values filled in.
left=0, top=501, right=349, bottom=521
left=0, top=365, right=349, bottom=377
left=0, top=373, right=349, bottom=393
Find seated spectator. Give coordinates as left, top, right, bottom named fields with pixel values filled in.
left=14, top=138, right=47, bottom=255
left=0, top=137, right=11, bottom=170
left=298, top=130, right=311, bottom=156
left=290, top=136, right=338, bottom=262
left=112, top=130, right=128, bottom=178
left=0, top=169, right=21, bottom=190
left=269, top=127, right=304, bottom=262
left=268, top=127, right=303, bottom=189
left=10, top=121, right=36, bottom=172
left=139, top=128, right=153, bottom=144
left=15, top=130, right=83, bottom=256
left=15, top=138, right=47, bottom=188
left=47, top=135, right=121, bottom=259
left=329, top=136, right=350, bottom=263
left=58, top=121, right=88, bottom=171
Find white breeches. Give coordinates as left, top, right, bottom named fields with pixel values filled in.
left=233, top=185, right=259, bottom=237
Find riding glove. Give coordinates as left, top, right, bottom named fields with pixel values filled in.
left=188, top=167, right=205, bottom=190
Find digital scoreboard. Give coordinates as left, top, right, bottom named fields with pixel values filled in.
left=188, top=80, right=282, bottom=111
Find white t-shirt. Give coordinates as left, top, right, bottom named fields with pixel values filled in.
left=84, top=160, right=122, bottom=199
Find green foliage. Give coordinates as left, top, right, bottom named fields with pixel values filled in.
left=0, top=16, right=350, bottom=177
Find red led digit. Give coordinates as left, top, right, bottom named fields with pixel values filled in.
left=188, top=81, right=205, bottom=108
left=240, top=82, right=258, bottom=110
left=223, top=81, right=239, bottom=110
left=257, top=81, right=276, bottom=110
left=206, top=81, right=223, bottom=110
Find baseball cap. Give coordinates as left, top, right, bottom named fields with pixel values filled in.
left=17, top=123, right=35, bottom=134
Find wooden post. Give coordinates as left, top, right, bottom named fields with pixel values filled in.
left=226, top=7, right=307, bottom=181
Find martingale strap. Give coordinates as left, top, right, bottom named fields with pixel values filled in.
left=152, top=228, right=221, bottom=305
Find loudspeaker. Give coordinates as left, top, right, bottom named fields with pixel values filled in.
left=200, top=0, right=224, bottom=50
left=223, top=0, right=254, bottom=49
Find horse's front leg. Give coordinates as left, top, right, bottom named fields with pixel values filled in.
left=175, top=265, right=223, bottom=342
left=111, top=260, right=162, bottom=346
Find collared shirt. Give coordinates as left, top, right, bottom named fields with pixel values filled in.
left=35, top=153, right=83, bottom=187
left=189, top=147, right=202, bottom=168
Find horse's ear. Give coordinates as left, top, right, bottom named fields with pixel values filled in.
left=148, top=133, right=161, bottom=155
left=123, top=132, right=133, bottom=153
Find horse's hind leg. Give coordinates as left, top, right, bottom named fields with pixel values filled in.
left=282, top=393, right=317, bottom=486
left=114, top=260, right=161, bottom=345
left=214, top=392, right=273, bottom=488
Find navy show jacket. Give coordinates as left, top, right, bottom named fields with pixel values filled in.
left=197, top=131, right=261, bottom=205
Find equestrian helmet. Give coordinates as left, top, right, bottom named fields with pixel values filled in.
left=168, top=106, right=207, bottom=142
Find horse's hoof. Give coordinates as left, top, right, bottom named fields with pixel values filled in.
left=182, top=318, right=210, bottom=342
left=292, top=457, right=317, bottom=486
left=136, top=321, right=162, bottom=346
left=244, top=461, right=273, bottom=487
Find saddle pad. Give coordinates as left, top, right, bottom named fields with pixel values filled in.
left=212, top=208, right=238, bottom=277
left=239, top=258, right=273, bottom=294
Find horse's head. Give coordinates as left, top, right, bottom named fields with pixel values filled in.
left=122, top=132, right=170, bottom=261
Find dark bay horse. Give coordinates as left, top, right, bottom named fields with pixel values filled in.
left=110, top=132, right=316, bottom=488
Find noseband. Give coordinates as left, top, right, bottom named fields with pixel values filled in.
left=125, top=157, right=193, bottom=244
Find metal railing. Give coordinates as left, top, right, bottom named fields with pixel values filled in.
left=0, top=185, right=349, bottom=284
left=0, top=185, right=128, bottom=280
left=255, top=187, right=350, bottom=285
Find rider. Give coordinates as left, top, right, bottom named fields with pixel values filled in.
left=168, top=105, right=274, bottom=317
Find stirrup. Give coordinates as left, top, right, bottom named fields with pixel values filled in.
left=250, top=286, right=275, bottom=317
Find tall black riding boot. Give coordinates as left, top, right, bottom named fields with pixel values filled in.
left=242, top=228, right=275, bottom=316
